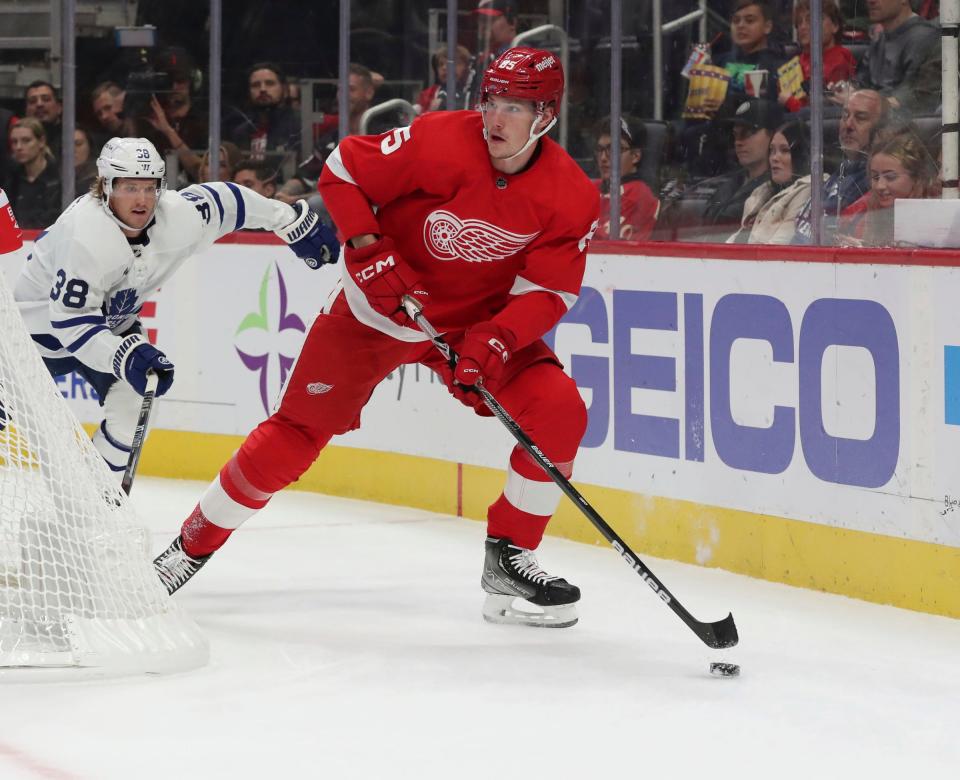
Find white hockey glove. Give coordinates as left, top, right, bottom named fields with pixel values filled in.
left=276, top=200, right=340, bottom=269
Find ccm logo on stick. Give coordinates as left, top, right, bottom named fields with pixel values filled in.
left=354, top=255, right=396, bottom=283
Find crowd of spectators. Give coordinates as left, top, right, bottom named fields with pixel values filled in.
left=0, top=0, right=950, bottom=247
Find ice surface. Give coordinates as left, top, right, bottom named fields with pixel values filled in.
left=0, top=476, right=957, bottom=779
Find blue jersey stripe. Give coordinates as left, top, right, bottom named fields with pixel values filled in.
left=52, top=314, right=107, bottom=329
left=200, top=184, right=225, bottom=227
left=32, top=333, right=63, bottom=351
left=225, top=181, right=246, bottom=231
left=66, top=325, right=109, bottom=354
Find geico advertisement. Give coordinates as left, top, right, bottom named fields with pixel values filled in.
left=7, top=241, right=960, bottom=548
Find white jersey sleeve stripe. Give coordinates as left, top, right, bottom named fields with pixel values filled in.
left=325, top=146, right=357, bottom=185
left=508, top=275, right=578, bottom=311
left=224, top=182, right=246, bottom=231
left=199, top=185, right=225, bottom=227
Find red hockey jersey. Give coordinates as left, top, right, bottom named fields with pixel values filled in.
left=319, top=110, right=600, bottom=348
left=0, top=188, right=23, bottom=254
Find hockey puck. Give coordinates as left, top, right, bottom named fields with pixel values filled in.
left=709, top=662, right=740, bottom=678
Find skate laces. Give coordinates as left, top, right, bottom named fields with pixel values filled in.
left=157, top=542, right=203, bottom=589
left=506, top=547, right=560, bottom=585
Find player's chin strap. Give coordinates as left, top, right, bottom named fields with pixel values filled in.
left=504, top=113, right=557, bottom=160
left=481, top=107, right=558, bottom=161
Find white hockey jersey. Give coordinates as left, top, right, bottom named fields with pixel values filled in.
left=14, top=182, right=297, bottom=376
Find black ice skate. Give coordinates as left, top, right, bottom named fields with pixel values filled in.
left=481, top=536, right=580, bottom=628
left=153, top=535, right=212, bottom=595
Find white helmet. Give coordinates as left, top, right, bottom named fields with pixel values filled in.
left=96, top=137, right=166, bottom=231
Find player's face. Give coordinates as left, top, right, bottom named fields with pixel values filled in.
left=249, top=69, right=284, bottom=107
left=481, top=96, right=544, bottom=159
left=109, top=178, right=160, bottom=231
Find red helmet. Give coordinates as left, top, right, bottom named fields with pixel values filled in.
left=480, top=46, right=564, bottom=110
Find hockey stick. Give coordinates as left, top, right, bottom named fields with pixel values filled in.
left=121, top=372, right=159, bottom=496
left=402, top=297, right=738, bottom=649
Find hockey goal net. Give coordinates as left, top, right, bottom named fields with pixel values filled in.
left=0, top=262, right=207, bottom=676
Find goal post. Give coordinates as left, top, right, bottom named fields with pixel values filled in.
left=0, top=260, right=208, bottom=677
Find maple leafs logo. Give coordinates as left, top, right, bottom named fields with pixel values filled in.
left=104, top=288, right=139, bottom=328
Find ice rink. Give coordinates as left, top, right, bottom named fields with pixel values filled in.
left=1, top=476, right=958, bottom=780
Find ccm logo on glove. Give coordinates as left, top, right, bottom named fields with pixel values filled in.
left=354, top=254, right=397, bottom=283
left=454, top=323, right=516, bottom=389
left=344, top=236, right=428, bottom=327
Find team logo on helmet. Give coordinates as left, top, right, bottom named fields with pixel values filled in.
left=423, top=210, right=539, bottom=263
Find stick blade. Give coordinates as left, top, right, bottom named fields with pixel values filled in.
left=699, top=612, right=739, bottom=649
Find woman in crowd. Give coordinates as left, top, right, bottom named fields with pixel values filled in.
left=837, top=131, right=939, bottom=247
left=6, top=118, right=61, bottom=229
left=780, top=0, right=856, bottom=113
left=729, top=120, right=816, bottom=244
left=74, top=126, right=98, bottom=194
left=416, top=45, right=474, bottom=113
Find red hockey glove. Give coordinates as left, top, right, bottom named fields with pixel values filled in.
left=344, top=236, right=428, bottom=327
left=454, top=323, right=516, bottom=392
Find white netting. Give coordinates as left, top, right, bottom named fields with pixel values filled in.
left=0, top=263, right=207, bottom=676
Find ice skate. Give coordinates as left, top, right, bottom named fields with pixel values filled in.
left=153, top=535, right=212, bottom=595
left=481, top=536, right=580, bottom=628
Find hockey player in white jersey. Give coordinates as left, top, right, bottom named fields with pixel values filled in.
left=13, top=137, right=340, bottom=479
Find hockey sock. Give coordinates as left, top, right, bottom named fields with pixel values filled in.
left=181, top=455, right=272, bottom=557
left=486, top=446, right=572, bottom=550
left=92, top=381, right=143, bottom=481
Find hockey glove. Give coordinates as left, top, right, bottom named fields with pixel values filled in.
left=453, top=323, right=515, bottom=392
left=276, top=200, right=340, bottom=269
left=113, top=335, right=175, bottom=397
left=344, top=236, right=429, bottom=327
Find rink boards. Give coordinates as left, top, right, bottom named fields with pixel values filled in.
left=5, top=235, right=960, bottom=618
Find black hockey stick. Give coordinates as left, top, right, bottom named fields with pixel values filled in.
left=121, top=371, right=159, bottom=496
left=403, top=297, right=738, bottom=649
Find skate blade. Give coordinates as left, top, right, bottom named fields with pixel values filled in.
left=482, top=594, right=578, bottom=628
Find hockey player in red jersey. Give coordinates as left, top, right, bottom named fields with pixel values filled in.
left=155, top=47, right=600, bottom=628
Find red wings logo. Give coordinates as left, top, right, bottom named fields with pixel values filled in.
left=423, top=210, right=539, bottom=262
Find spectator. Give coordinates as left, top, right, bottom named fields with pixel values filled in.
left=287, top=82, right=301, bottom=112
left=475, top=1, right=518, bottom=65
left=779, top=0, right=856, bottom=113
left=851, top=0, right=941, bottom=115
left=313, top=63, right=377, bottom=146
left=224, top=62, right=301, bottom=160
left=838, top=130, right=939, bottom=246
left=417, top=45, right=474, bottom=113
left=592, top=116, right=660, bottom=241
left=681, top=0, right=787, bottom=178
left=198, top=141, right=243, bottom=183
left=73, top=127, right=98, bottom=195
left=0, top=103, right=17, bottom=190
left=143, top=46, right=207, bottom=181
left=91, top=81, right=126, bottom=136
left=666, top=99, right=781, bottom=242
left=7, top=118, right=60, bottom=229
left=232, top=158, right=278, bottom=199
left=794, top=89, right=887, bottom=243
left=729, top=120, right=813, bottom=244
left=713, top=1, right=786, bottom=105
left=24, top=81, right=63, bottom=161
